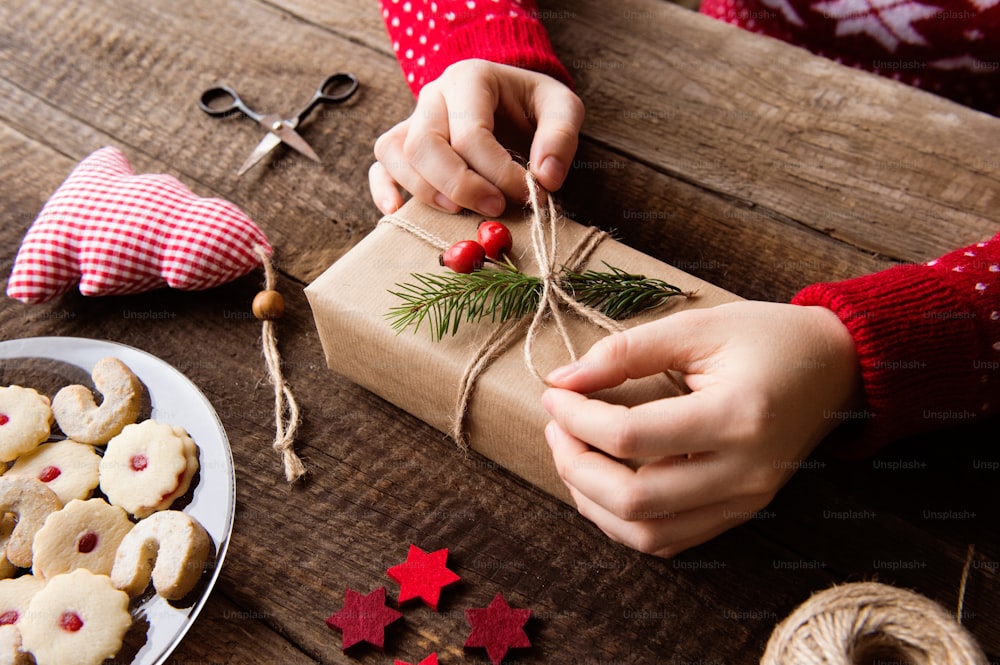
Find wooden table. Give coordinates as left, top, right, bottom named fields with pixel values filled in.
left=2, top=0, right=998, bottom=663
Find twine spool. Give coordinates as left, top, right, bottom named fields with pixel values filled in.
left=760, top=581, right=988, bottom=665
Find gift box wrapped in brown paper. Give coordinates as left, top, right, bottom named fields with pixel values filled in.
left=305, top=198, right=741, bottom=503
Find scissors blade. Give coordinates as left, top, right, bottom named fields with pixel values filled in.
left=236, top=131, right=282, bottom=176
left=236, top=114, right=321, bottom=175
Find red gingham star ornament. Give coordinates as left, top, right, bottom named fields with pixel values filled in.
left=7, top=146, right=270, bottom=304
left=387, top=544, right=461, bottom=610
left=325, top=586, right=403, bottom=652
left=464, top=593, right=532, bottom=665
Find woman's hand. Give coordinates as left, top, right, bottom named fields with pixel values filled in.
left=369, top=59, right=584, bottom=216
left=542, top=301, right=862, bottom=557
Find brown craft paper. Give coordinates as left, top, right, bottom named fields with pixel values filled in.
left=305, top=200, right=741, bottom=503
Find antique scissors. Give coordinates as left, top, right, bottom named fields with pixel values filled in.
left=199, top=73, right=359, bottom=175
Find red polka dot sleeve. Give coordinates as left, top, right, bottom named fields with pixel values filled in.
left=793, top=233, right=1000, bottom=454
left=378, top=0, right=571, bottom=96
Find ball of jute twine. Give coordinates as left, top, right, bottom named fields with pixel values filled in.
left=761, top=547, right=987, bottom=665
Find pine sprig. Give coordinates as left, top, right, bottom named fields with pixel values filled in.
left=563, top=263, right=688, bottom=319
left=388, top=262, right=688, bottom=341
left=388, top=269, right=542, bottom=340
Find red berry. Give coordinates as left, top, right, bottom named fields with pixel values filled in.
left=130, top=454, right=148, bottom=471
left=59, top=612, right=83, bottom=632
left=0, top=414, right=8, bottom=426
left=477, top=221, right=513, bottom=260
left=77, top=532, right=98, bottom=553
left=0, top=611, right=17, bottom=626
left=439, top=240, right=486, bottom=274
left=38, top=465, right=61, bottom=483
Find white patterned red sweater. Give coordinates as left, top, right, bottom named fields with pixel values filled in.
left=379, top=0, right=1000, bottom=451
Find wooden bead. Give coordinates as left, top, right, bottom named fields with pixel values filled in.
left=252, top=290, right=285, bottom=320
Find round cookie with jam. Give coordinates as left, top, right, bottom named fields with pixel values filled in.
left=32, top=499, right=134, bottom=579
left=0, top=574, right=46, bottom=632
left=5, top=441, right=101, bottom=504
left=19, top=569, right=130, bottom=665
left=0, top=386, right=53, bottom=462
left=99, top=420, right=198, bottom=518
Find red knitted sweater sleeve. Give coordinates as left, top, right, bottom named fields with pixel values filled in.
left=378, top=0, right=571, bottom=96
left=793, top=233, right=1000, bottom=455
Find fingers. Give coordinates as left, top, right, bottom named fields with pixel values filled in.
left=542, top=387, right=728, bottom=458
left=544, top=419, right=736, bottom=513
left=404, top=87, right=514, bottom=216
left=546, top=311, right=719, bottom=394
left=369, top=60, right=584, bottom=216
left=546, top=421, right=756, bottom=557
left=528, top=84, right=584, bottom=192
left=368, top=161, right=404, bottom=215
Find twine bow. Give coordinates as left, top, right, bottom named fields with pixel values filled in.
left=383, top=171, right=674, bottom=450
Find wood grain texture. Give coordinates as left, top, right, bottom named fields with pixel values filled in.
left=1, top=0, right=998, bottom=663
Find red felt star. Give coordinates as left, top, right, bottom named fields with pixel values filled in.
left=395, top=655, right=438, bottom=665
left=325, top=586, right=403, bottom=651
left=464, top=593, right=532, bottom=664
left=387, top=544, right=461, bottom=610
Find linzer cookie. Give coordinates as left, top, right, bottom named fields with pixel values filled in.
left=5, top=441, right=101, bottom=504
left=18, top=569, right=131, bottom=665
left=32, top=499, right=134, bottom=579
left=0, top=386, right=53, bottom=462
left=99, top=420, right=198, bottom=518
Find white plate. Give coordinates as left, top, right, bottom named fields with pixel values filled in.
left=0, top=336, right=235, bottom=665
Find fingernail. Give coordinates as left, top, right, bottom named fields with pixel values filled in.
left=546, top=363, right=578, bottom=385
left=539, top=156, right=566, bottom=186
left=477, top=195, right=504, bottom=217
left=433, top=192, right=461, bottom=213
left=544, top=421, right=557, bottom=447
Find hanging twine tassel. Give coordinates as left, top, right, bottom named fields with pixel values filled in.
left=253, top=245, right=306, bottom=482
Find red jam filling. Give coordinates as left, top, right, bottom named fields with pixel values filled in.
left=0, top=414, right=8, bottom=426
left=59, top=612, right=83, bottom=632
left=130, top=454, right=148, bottom=472
left=77, top=532, right=98, bottom=553
left=0, top=610, right=17, bottom=626
left=38, top=465, right=62, bottom=483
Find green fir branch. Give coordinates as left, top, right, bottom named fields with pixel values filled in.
left=387, top=262, right=689, bottom=341
left=388, top=269, right=542, bottom=341
left=562, top=262, right=688, bottom=320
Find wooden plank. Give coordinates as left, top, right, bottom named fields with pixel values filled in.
left=543, top=0, right=1000, bottom=262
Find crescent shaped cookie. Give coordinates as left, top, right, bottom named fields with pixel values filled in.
left=18, top=569, right=131, bottom=665
left=111, top=510, right=210, bottom=600
left=51, top=357, right=142, bottom=445
left=0, top=386, right=53, bottom=462
left=0, top=478, right=63, bottom=569
left=32, top=499, right=134, bottom=579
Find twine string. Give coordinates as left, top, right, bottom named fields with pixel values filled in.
left=760, top=560, right=986, bottom=665
left=254, top=244, right=305, bottom=482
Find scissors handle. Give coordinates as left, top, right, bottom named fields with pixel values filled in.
left=293, top=73, right=359, bottom=122
left=198, top=85, right=264, bottom=122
